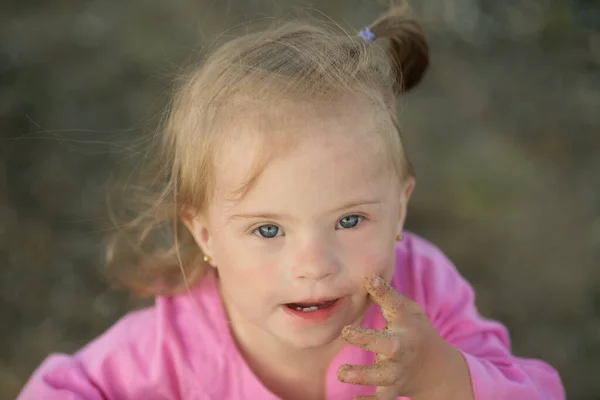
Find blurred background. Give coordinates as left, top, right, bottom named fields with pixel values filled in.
left=1, top=0, right=599, bottom=399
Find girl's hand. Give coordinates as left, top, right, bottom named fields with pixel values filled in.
left=336, top=274, right=474, bottom=400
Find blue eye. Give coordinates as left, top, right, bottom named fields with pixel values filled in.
left=337, top=215, right=362, bottom=229
left=254, top=224, right=282, bottom=238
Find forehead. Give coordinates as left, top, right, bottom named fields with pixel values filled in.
left=212, top=102, right=396, bottom=211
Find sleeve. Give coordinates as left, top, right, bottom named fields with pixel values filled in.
left=17, top=354, right=105, bottom=400
left=415, top=246, right=565, bottom=400
left=15, top=307, right=188, bottom=400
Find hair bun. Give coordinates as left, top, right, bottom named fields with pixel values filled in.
left=369, top=4, right=429, bottom=94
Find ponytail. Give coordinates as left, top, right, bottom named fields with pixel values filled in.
left=363, top=4, right=429, bottom=94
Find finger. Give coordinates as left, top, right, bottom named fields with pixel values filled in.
left=374, top=385, right=401, bottom=400
left=353, top=386, right=400, bottom=400
left=337, top=361, right=400, bottom=387
left=364, top=274, right=422, bottom=324
left=341, top=325, right=404, bottom=359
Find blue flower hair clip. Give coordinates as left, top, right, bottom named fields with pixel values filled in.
left=357, top=26, right=376, bottom=44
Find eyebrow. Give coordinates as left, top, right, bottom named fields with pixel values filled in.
left=228, top=199, right=382, bottom=221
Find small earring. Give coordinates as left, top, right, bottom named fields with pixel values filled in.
left=203, top=255, right=212, bottom=263
left=396, top=234, right=403, bottom=242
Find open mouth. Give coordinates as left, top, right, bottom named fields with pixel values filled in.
left=285, top=299, right=339, bottom=313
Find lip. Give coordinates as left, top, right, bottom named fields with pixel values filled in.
left=287, top=297, right=340, bottom=305
left=282, top=297, right=346, bottom=324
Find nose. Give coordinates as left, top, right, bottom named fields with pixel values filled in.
left=289, top=236, right=341, bottom=280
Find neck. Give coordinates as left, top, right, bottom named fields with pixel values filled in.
left=241, top=323, right=344, bottom=371
left=227, top=313, right=347, bottom=400
left=226, top=303, right=346, bottom=374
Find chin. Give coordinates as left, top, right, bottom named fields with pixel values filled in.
left=277, top=326, right=343, bottom=349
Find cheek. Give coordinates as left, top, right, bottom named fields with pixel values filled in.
left=349, top=244, right=396, bottom=281
left=346, top=218, right=398, bottom=281
left=212, top=234, right=278, bottom=291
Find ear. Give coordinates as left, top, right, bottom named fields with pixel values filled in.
left=397, top=175, right=415, bottom=234
left=180, top=206, right=214, bottom=262
left=402, top=175, right=415, bottom=203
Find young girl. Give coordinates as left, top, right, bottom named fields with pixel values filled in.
left=18, top=5, right=564, bottom=400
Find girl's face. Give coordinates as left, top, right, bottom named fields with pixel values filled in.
left=186, top=106, right=413, bottom=350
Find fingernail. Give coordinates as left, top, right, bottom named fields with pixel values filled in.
left=344, top=370, right=357, bottom=380
left=337, top=364, right=351, bottom=381
left=371, top=274, right=383, bottom=288
left=338, top=366, right=356, bottom=380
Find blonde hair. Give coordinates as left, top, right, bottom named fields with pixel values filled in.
left=106, top=4, right=429, bottom=297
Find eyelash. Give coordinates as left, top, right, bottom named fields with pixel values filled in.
left=251, top=214, right=366, bottom=239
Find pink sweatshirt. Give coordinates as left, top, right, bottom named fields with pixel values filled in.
left=18, top=233, right=565, bottom=399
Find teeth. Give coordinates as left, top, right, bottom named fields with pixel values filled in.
left=296, top=306, right=319, bottom=312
